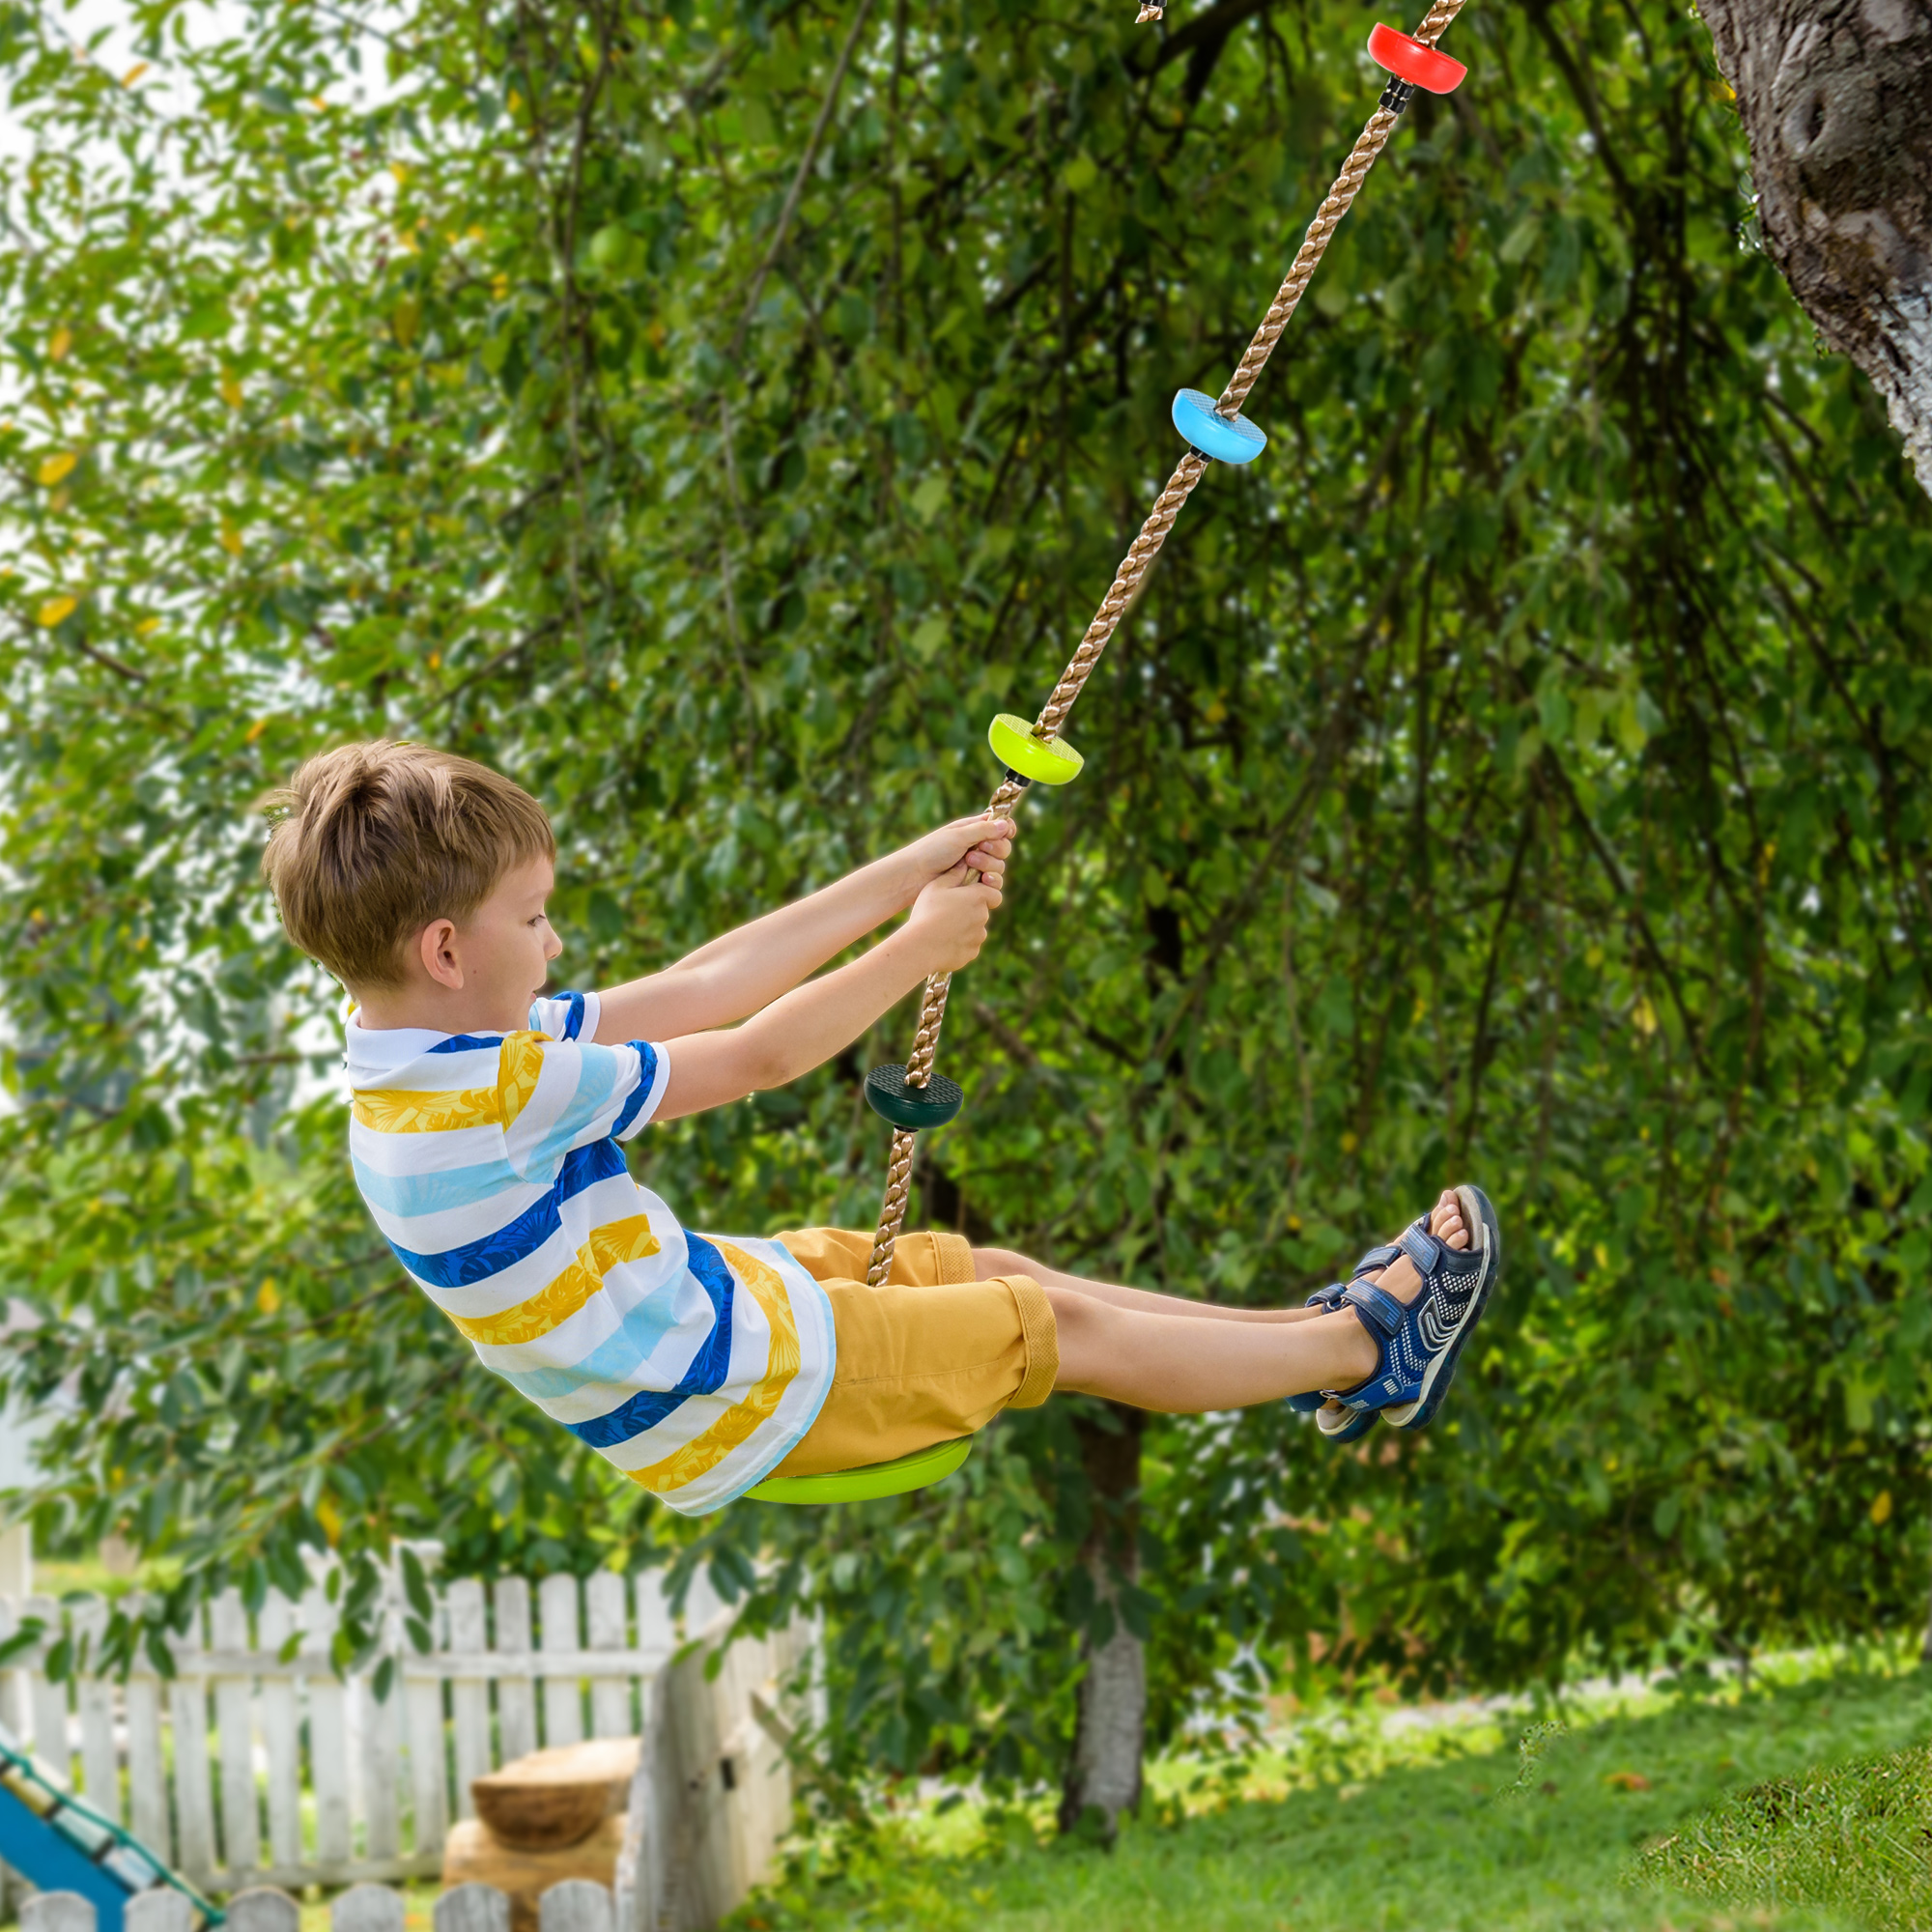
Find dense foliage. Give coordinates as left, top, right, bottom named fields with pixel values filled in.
left=4, top=0, right=1931, bottom=1792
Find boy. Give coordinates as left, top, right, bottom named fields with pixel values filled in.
left=263, top=741, right=1499, bottom=1515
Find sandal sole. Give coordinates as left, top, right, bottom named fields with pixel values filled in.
left=1315, top=1403, right=1378, bottom=1444
left=1384, top=1183, right=1501, bottom=1430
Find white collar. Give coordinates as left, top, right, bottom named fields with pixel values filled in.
left=342, top=1009, right=493, bottom=1081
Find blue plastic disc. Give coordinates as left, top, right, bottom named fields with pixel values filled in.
left=1171, top=388, right=1267, bottom=465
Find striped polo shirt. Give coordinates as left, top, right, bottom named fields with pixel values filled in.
left=344, top=992, right=836, bottom=1515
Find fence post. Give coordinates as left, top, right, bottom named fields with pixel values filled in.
left=360, top=1588, right=403, bottom=1863
left=225, top=1889, right=301, bottom=1932
left=71, top=1600, right=117, bottom=1823
left=583, top=1576, right=629, bottom=1741
left=210, top=1590, right=259, bottom=1877
left=255, top=1599, right=303, bottom=1871
left=403, top=1578, right=448, bottom=1861
left=123, top=1889, right=193, bottom=1932
left=167, top=1622, right=216, bottom=1886
left=612, top=1678, right=665, bottom=1932
left=538, top=1576, right=582, bottom=1749
left=446, top=1578, right=490, bottom=1816
left=492, top=1579, right=536, bottom=1766
left=433, top=1885, right=510, bottom=1932
left=299, top=1584, right=352, bottom=1869
left=538, top=1881, right=611, bottom=1932
left=20, top=1893, right=97, bottom=1932
left=330, top=1885, right=405, bottom=1932
left=124, top=1596, right=169, bottom=1862
left=23, top=1595, right=71, bottom=1786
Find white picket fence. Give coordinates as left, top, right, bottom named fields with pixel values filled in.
left=0, top=1569, right=809, bottom=1926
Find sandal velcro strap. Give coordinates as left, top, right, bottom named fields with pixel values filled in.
left=1303, top=1281, right=1350, bottom=1311
left=1341, top=1278, right=1407, bottom=1338
left=1351, top=1242, right=1402, bottom=1279
left=1397, top=1221, right=1444, bottom=1274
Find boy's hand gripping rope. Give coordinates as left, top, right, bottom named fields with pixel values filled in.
left=864, top=2, right=1471, bottom=1287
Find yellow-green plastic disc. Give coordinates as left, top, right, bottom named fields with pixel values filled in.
left=988, top=713, right=1084, bottom=786
left=745, top=1435, right=973, bottom=1505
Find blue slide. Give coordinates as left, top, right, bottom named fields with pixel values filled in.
left=0, top=1725, right=220, bottom=1932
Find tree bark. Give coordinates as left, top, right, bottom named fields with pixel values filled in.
left=1699, top=0, right=1932, bottom=492
left=1058, top=1404, right=1147, bottom=1840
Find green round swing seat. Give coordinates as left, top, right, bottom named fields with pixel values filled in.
left=746, top=1435, right=973, bottom=1504
left=988, top=713, right=1084, bottom=786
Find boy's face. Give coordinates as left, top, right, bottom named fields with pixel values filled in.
left=449, top=854, right=563, bottom=1028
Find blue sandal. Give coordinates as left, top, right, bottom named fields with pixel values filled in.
left=1285, top=1239, right=1406, bottom=1417
left=1323, top=1184, right=1502, bottom=1433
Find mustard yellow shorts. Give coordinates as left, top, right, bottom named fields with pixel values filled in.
left=766, top=1228, right=1059, bottom=1477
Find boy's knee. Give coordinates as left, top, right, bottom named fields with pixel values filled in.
left=973, top=1243, right=1035, bottom=1281
left=1041, top=1283, right=1108, bottom=1389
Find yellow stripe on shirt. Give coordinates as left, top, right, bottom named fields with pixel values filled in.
left=447, top=1213, right=660, bottom=1347
left=354, top=1033, right=550, bottom=1136
left=621, top=1240, right=800, bottom=1495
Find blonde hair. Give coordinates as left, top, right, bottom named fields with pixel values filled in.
left=261, top=741, right=554, bottom=988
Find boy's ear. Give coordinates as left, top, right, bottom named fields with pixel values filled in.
left=417, top=917, right=465, bottom=991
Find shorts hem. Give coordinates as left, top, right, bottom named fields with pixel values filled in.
left=1001, top=1274, right=1057, bottom=1407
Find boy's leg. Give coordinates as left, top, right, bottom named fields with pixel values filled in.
left=1045, top=1293, right=1378, bottom=1408
left=973, top=1244, right=1323, bottom=1324
left=970, top=1189, right=1467, bottom=1328
left=980, top=1191, right=1471, bottom=1411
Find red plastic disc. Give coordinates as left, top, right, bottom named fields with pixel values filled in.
left=1367, top=23, right=1467, bottom=94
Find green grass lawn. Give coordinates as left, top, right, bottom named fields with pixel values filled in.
left=738, top=1650, right=1932, bottom=1932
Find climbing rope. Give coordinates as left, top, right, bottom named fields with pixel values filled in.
left=863, top=6, right=1471, bottom=1287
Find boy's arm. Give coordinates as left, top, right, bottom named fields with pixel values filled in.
left=591, top=813, right=1013, bottom=1045
left=650, top=863, right=1000, bottom=1122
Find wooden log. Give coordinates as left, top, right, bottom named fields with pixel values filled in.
left=469, top=1741, right=638, bottom=1853
left=440, top=1817, right=624, bottom=1932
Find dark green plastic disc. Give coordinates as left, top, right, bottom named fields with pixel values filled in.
left=865, top=1063, right=964, bottom=1130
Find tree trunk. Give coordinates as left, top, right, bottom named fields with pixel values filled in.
left=1058, top=1404, right=1147, bottom=1840
left=1698, top=0, right=1932, bottom=492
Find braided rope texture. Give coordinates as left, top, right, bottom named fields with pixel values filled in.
left=865, top=3, right=1468, bottom=1286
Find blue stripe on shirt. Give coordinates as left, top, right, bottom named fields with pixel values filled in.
left=611, top=1042, right=660, bottom=1138
left=427, top=1033, right=508, bottom=1054
left=353, top=1153, right=530, bottom=1218
left=386, top=1139, right=624, bottom=1288
left=565, top=1235, right=736, bottom=1446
